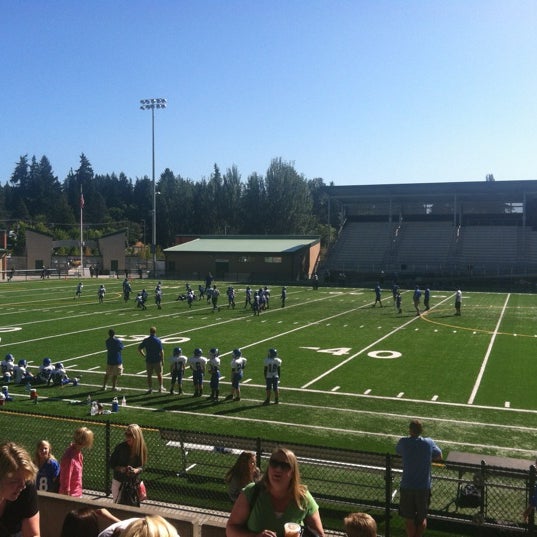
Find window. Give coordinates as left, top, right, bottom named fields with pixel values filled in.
left=264, top=257, right=282, bottom=264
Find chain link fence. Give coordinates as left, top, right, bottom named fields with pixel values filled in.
left=1, top=409, right=533, bottom=536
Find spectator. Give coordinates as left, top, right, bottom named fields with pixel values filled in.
left=138, top=326, right=164, bottom=394
left=103, top=328, right=124, bottom=391
left=34, top=439, right=60, bottom=492
left=396, top=419, right=442, bottom=537
left=344, top=512, right=377, bottom=537
left=226, top=446, right=325, bottom=537
left=109, top=424, right=148, bottom=506
left=0, top=441, right=40, bottom=537
left=60, top=507, right=122, bottom=537
left=224, top=451, right=261, bottom=503
left=121, top=515, right=179, bottom=537
left=59, top=426, right=94, bottom=497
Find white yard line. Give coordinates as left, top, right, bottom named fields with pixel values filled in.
left=467, top=293, right=510, bottom=405
left=302, top=293, right=454, bottom=389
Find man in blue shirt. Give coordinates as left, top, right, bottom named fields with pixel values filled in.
left=137, top=326, right=164, bottom=394
left=102, top=328, right=124, bottom=391
left=396, top=419, right=442, bottom=537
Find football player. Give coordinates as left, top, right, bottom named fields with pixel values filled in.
left=207, top=348, right=221, bottom=401
left=230, top=348, right=247, bottom=401
left=169, top=347, right=187, bottom=395
left=263, top=348, right=282, bottom=405
left=188, top=348, right=208, bottom=397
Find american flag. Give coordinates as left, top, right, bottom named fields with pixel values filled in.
left=80, top=193, right=85, bottom=209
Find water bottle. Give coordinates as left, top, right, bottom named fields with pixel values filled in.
left=121, top=395, right=127, bottom=407
left=87, top=394, right=92, bottom=405
left=111, top=397, right=119, bottom=412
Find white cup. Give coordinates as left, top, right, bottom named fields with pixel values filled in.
left=284, top=523, right=301, bottom=537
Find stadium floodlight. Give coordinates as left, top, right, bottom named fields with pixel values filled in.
left=139, top=97, right=167, bottom=277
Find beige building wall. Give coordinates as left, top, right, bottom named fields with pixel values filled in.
left=25, top=230, right=53, bottom=270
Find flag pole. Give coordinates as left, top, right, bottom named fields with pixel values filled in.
left=80, top=189, right=84, bottom=277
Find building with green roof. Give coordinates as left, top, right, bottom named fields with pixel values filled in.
left=164, top=235, right=320, bottom=282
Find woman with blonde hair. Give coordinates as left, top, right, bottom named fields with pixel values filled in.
left=227, top=446, right=325, bottom=537
left=110, top=424, right=148, bottom=505
left=59, top=426, right=94, bottom=497
left=225, top=451, right=261, bottom=502
left=33, top=439, right=60, bottom=492
left=0, top=441, right=40, bottom=537
left=122, top=515, right=178, bottom=537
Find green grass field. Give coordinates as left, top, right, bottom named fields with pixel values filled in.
left=2, top=278, right=537, bottom=461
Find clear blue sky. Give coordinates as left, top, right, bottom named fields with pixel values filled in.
left=1, top=0, right=536, bottom=187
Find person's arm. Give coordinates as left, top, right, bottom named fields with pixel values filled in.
left=226, top=491, right=276, bottom=537
left=304, top=511, right=325, bottom=537
left=94, top=508, right=121, bottom=526
left=137, top=343, right=145, bottom=358
left=21, top=511, right=40, bottom=537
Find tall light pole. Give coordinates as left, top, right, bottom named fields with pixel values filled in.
left=140, top=97, right=167, bottom=277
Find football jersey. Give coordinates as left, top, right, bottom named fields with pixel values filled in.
left=264, top=356, right=282, bottom=378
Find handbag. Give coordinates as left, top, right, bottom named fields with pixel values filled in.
left=119, top=478, right=140, bottom=507
left=137, top=480, right=147, bottom=502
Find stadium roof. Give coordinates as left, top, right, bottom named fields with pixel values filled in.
left=164, top=236, right=320, bottom=254
left=324, top=179, right=537, bottom=202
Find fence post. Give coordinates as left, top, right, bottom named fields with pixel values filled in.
left=385, top=453, right=392, bottom=537
left=255, top=437, right=262, bottom=470
left=104, top=420, right=111, bottom=495
left=529, top=465, right=536, bottom=537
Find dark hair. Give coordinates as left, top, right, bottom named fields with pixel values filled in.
left=409, top=419, right=423, bottom=436
left=109, top=329, right=115, bottom=337
left=60, top=508, right=100, bottom=537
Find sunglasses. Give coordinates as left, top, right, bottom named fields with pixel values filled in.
left=269, top=459, right=292, bottom=471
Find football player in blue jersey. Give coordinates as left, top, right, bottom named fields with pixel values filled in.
left=413, top=286, right=422, bottom=316
left=208, top=348, right=221, bottom=401
left=188, top=348, right=208, bottom=397
left=169, top=347, right=187, bottom=395
left=373, top=283, right=383, bottom=307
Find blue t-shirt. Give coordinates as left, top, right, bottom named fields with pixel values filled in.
left=396, top=435, right=442, bottom=489
left=36, top=458, right=60, bottom=491
left=138, top=334, right=163, bottom=363
left=106, top=336, right=124, bottom=365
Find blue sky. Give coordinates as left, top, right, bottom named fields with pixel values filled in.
left=1, top=0, right=536, bottom=187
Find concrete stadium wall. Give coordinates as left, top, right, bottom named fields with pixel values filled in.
left=37, top=491, right=227, bottom=537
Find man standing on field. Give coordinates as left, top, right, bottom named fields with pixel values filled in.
left=138, top=326, right=164, bottom=393
left=396, top=419, right=442, bottom=537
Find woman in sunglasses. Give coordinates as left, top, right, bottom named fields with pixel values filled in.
left=226, top=447, right=325, bottom=537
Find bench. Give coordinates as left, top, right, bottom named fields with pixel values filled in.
left=446, top=451, right=534, bottom=472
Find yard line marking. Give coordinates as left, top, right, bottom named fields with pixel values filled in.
left=397, top=392, right=404, bottom=398
left=302, top=293, right=454, bottom=389
left=467, top=293, right=510, bottom=405
left=505, top=402, right=511, bottom=408
left=331, top=386, right=340, bottom=392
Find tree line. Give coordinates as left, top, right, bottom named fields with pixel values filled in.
left=1, top=154, right=340, bottom=255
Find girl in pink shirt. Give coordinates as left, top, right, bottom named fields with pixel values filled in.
left=59, top=426, right=94, bottom=497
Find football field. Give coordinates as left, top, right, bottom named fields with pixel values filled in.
left=1, top=278, right=537, bottom=461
